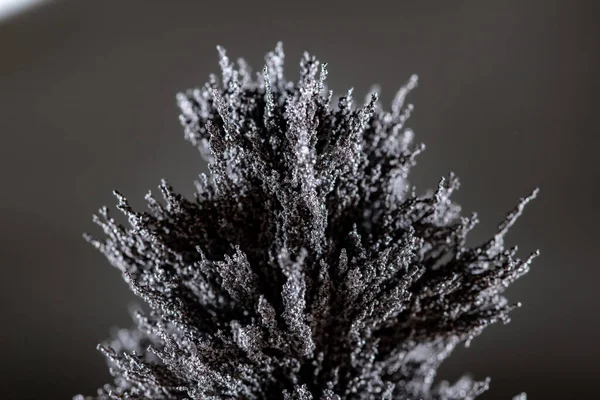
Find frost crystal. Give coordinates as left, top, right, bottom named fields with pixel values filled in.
left=77, top=43, right=537, bottom=400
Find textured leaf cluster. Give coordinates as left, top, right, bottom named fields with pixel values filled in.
left=77, top=43, right=537, bottom=400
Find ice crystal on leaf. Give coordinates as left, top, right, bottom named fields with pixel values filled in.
left=77, top=43, right=537, bottom=400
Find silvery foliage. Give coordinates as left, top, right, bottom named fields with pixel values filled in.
left=77, top=43, right=538, bottom=400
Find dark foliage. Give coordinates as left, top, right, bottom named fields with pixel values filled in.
left=77, top=43, right=537, bottom=400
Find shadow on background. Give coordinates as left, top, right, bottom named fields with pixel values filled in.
left=0, top=1, right=598, bottom=398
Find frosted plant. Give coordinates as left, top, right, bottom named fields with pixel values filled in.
left=77, top=43, right=538, bottom=400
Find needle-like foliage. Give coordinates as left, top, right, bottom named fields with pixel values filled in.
left=77, top=43, right=538, bottom=400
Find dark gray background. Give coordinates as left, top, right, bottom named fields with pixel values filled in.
left=0, top=1, right=598, bottom=398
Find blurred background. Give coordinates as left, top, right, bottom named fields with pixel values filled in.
left=0, top=0, right=597, bottom=398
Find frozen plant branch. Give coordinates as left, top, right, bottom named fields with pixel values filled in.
left=77, top=43, right=538, bottom=400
